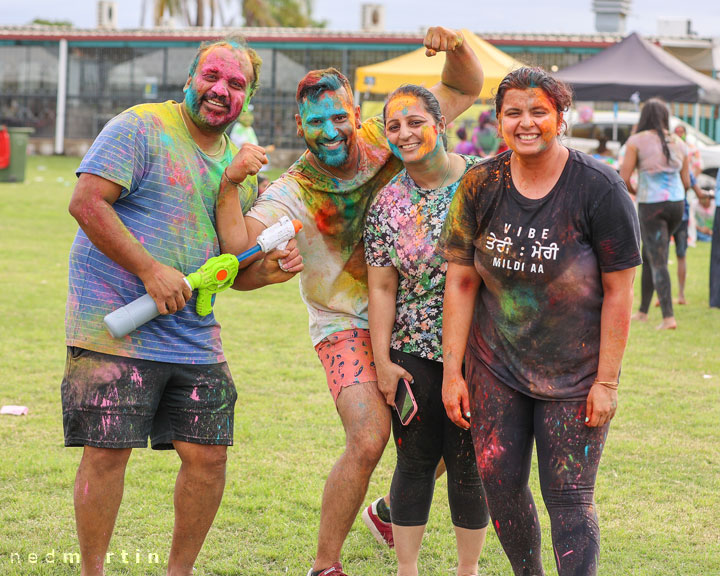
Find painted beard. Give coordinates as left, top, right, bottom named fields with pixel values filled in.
left=312, top=138, right=349, bottom=168
left=184, top=89, right=235, bottom=133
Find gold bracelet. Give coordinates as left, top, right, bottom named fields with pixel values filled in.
left=593, top=380, right=619, bottom=391
left=223, top=168, right=243, bottom=187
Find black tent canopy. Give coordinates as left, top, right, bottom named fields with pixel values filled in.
left=554, top=32, right=720, bottom=105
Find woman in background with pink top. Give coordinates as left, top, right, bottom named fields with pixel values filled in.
left=620, top=98, right=690, bottom=330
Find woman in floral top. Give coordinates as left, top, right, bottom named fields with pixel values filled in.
left=364, top=85, right=488, bottom=576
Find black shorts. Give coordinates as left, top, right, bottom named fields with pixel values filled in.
left=62, top=347, right=237, bottom=450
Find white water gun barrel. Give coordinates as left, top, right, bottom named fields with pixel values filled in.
left=256, top=216, right=303, bottom=253
left=103, top=279, right=193, bottom=339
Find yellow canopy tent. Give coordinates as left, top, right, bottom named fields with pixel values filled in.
left=354, top=29, right=525, bottom=100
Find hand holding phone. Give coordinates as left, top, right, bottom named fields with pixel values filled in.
left=394, top=378, right=418, bottom=426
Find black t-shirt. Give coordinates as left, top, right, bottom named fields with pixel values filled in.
left=438, top=149, right=641, bottom=400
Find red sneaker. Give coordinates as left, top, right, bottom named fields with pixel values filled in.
left=361, top=497, right=394, bottom=548
left=307, top=562, right=348, bottom=576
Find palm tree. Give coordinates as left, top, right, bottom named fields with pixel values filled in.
left=145, top=0, right=323, bottom=28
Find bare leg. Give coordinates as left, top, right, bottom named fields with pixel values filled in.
left=394, top=524, right=425, bottom=576
left=455, top=526, right=487, bottom=576
left=312, top=382, right=391, bottom=571
left=677, top=256, right=687, bottom=304
left=167, top=441, right=228, bottom=576
left=74, top=446, right=132, bottom=576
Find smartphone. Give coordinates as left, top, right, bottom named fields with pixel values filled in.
left=394, top=378, right=418, bottom=426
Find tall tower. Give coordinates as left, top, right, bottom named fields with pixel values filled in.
left=97, top=1, right=118, bottom=29
left=592, top=0, right=631, bottom=34
left=361, top=4, right=385, bottom=33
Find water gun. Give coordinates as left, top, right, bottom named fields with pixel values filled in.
left=103, top=216, right=303, bottom=338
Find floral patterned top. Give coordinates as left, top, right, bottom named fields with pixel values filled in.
left=364, top=155, right=480, bottom=361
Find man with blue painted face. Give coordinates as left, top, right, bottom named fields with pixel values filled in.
left=217, top=27, right=484, bottom=576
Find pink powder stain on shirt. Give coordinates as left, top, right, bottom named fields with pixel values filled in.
left=190, top=387, right=201, bottom=401
left=131, top=366, right=143, bottom=388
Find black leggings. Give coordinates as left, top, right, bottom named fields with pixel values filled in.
left=389, top=350, right=489, bottom=529
left=637, top=201, right=684, bottom=318
left=466, top=357, right=609, bottom=576
left=711, top=206, right=720, bottom=308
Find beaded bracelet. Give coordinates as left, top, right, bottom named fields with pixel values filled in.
left=223, top=168, right=243, bottom=186
left=593, top=380, right=619, bottom=391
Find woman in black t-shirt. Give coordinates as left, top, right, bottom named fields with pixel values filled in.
left=438, top=68, right=641, bottom=576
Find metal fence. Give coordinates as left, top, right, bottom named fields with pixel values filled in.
left=0, top=40, right=411, bottom=149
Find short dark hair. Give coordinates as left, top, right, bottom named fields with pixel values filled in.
left=188, top=35, right=262, bottom=104
left=382, top=84, right=447, bottom=148
left=296, top=68, right=353, bottom=104
left=637, top=97, right=672, bottom=162
left=495, top=67, right=573, bottom=128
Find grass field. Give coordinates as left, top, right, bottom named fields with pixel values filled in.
left=0, top=155, right=719, bottom=575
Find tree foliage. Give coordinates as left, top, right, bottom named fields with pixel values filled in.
left=149, top=0, right=325, bottom=28
left=242, top=0, right=326, bottom=27
left=30, top=18, right=74, bottom=27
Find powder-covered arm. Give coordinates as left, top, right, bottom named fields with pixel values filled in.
left=441, top=261, right=482, bottom=431
left=367, top=265, right=413, bottom=406
left=585, top=267, right=636, bottom=428
left=425, top=26, right=484, bottom=124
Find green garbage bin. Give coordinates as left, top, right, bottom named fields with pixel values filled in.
left=0, top=127, right=35, bottom=183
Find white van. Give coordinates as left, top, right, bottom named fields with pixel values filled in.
left=561, top=110, right=720, bottom=184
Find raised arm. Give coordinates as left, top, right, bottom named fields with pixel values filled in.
left=216, top=142, right=268, bottom=255
left=425, top=27, right=484, bottom=124
left=69, top=173, right=191, bottom=314
left=368, top=265, right=414, bottom=406
left=442, top=261, right=482, bottom=430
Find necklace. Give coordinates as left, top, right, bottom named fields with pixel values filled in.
left=179, top=104, right=226, bottom=158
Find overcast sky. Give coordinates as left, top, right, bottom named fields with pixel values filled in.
left=1, top=0, right=719, bottom=37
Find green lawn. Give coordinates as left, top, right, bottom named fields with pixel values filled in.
left=0, top=156, right=718, bottom=575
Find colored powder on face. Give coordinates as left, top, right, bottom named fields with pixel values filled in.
left=299, top=91, right=355, bottom=168
left=385, top=94, right=420, bottom=119
left=184, top=46, right=250, bottom=130
left=384, top=94, right=442, bottom=163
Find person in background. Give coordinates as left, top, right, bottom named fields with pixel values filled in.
left=620, top=98, right=690, bottom=330
left=591, top=129, right=618, bottom=170
left=454, top=126, right=477, bottom=155
left=472, top=109, right=499, bottom=156
left=229, top=109, right=259, bottom=148
left=695, top=189, right=714, bottom=242
left=663, top=124, right=704, bottom=305
left=439, top=67, right=640, bottom=576
left=257, top=173, right=270, bottom=195
left=365, top=84, right=488, bottom=576
left=711, top=176, right=720, bottom=308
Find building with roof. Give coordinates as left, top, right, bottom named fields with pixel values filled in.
left=0, top=25, right=717, bottom=158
